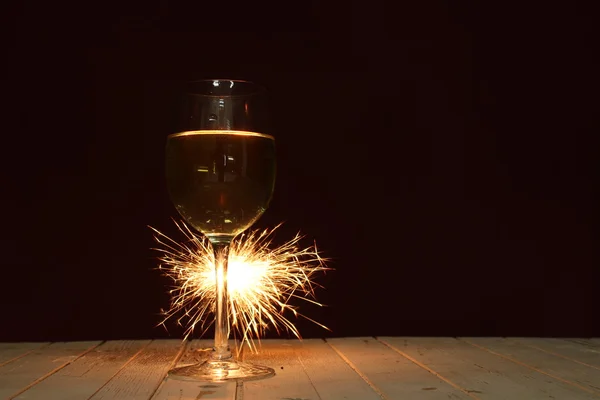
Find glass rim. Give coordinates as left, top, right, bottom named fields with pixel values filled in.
left=185, top=79, right=267, bottom=98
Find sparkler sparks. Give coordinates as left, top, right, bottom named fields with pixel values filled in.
left=151, top=221, right=330, bottom=353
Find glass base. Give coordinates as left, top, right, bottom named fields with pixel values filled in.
left=168, top=359, right=275, bottom=383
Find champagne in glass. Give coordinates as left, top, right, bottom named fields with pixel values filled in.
left=165, top=80, right=276, bottom=382
left=166, top=130, right=276, bottom=239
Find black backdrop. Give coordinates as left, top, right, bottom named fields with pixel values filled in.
left=1, top=1, right=597, bottom=342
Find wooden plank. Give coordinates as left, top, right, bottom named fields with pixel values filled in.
left=463, top=337, right=600, bottom=396
left=154, top=338, right=381, bottom=400
left=290, top=338, right=382, bottom=400
left=88, top=339, right=185, bottom=400
left=0, top=341, right=101, bottom=399
left=381, top=337, right=599, bottom=400
left=13, top=340, right=152, bottom=400
left=240, top=339, right=320, bottom=400
left=0, top=343, right=50, bottom=367
left=151, top=339, right=237, bottom=400
left=329, top=337, right=471, bottom=399
left=564, top=339, right=600, bottom=350
left=515, top=338, right=600, bottom=370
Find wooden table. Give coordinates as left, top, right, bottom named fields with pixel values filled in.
left=1, top=337, right=600, bottom=399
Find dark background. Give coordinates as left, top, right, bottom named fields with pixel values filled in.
left=1, top=1, right=597, bottom=342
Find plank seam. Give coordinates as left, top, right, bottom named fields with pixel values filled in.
left=459, top=338, right=600, bottom=397
left=324, top=339, right=388, bottom=400
left=376, top=337, right=481, bottom=400
left=296, top=353, right=323, bottom=400
left=563, top=338, right=600, bottom=349
left=8, top=341, right=105, bottom=400
left=235, top=380, right=244, bottom=400
left=85, top=340, right=154, bottom=400
left=515, top=339, right=600, bottom=371
left=148, top=339, right=189, bottom=400
left=0, top=343, right=52, bottom=368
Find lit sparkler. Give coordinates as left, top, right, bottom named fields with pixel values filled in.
left=151, top=221, right=330, bottom=353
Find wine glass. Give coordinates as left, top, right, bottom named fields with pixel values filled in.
left=165, top=79, right=276, bottom=382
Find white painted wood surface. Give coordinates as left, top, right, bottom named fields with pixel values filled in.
left=0, top=341, right=101, bottom=399
left=151, top=340, right=236, bottom=400
left=0, top=338, right=599, bottom=400
left=242, top=339, right=321, bottom=400
left=287, top=338, right=383, bottom=399
left=328, top=337, right=471, bottom=399
left=0, top=343, right=49, bottom=368
left=381, top=337, right=600, bottom=400
left=462, top=337, right=600, bottom=396
left=87, top=340, right=184, bottom=400
left=13, top=340, right=152, bottom=400
left=516, top=338, right=600, bottom=370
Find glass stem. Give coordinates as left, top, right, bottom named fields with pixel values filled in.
left=211, top=241, right=232, bottom=361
